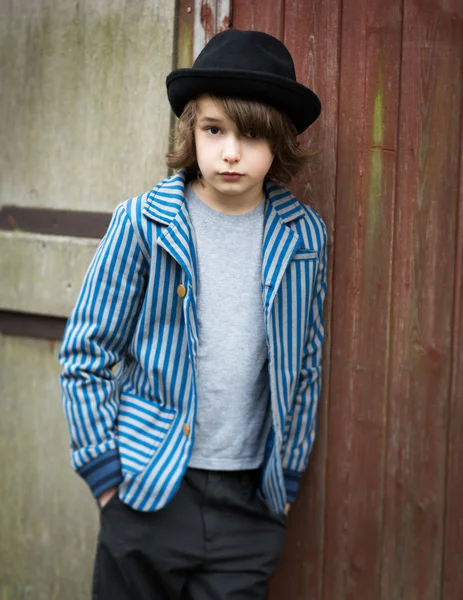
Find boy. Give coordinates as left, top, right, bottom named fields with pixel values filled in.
left=59, top=29, right=327, bottom=599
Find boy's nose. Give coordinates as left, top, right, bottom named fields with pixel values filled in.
left=222, top=137, right=241, bottom=163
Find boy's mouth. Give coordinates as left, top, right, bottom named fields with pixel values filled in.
left=219, top=172, right=244, bottom=180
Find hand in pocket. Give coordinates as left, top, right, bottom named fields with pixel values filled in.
left=98, top=486, right=118, bottom=509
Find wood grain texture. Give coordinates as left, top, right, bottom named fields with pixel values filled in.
left=230, top=0, right=463, bottom=598
left=229, top=3, right=338, bottom=599
left=0, top=335, right=99, bottom=600
left=0, top=231, right=98, bottom=318
left=271, top=1, right=341, bottom=599
left=0, top=0, right=175, bottom=212
left=177, top=0, right=196, bottom=70
left=322, top=1, right=403, bottom=598
left=231, top=0, right=284, bottom=37
left=324, top=1, right=401, bottom=600
left=442, top=83, right=463, bottom=600
left=380, top=1, right=463, bottom=598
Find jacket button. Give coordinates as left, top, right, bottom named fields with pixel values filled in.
left=177, top=284, right=186, bottom=298
left=183, top=423, right=191, bottom=437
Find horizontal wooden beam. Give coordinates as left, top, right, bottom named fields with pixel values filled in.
left=0, top=206, right=111, bottom=239
left=0, top=311, right=66, bottom=340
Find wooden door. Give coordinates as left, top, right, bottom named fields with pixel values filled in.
left=231, top=1, right=463, bottom=598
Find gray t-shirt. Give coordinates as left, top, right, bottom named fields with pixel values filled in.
left=185, top=182, right=271, bottom=470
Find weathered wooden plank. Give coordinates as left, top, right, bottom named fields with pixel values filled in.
left=0, top=0, right=175, bottom=212
left=320, top=0, right=403, bottom=598
left=231, top=0, right=284, bottom=38
left=0, top=334, right=99, bottom=600
left=380, top=2, right=463, bottom=598
left=193, top=0, right=232, bottom=60
left=177, top=0, right=195, bottom=70
left=228, top=5, right=331, bottom=599
left=267, top=2, right=340, bottom=599
left=0, top=311, right=66, bottom=340
left=442, top=97, right=463, bottom=599
left=0, top=231, right=99, bottom=318
left=0, top=205, right=111, bottom=238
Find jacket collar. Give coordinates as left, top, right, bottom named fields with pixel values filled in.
left=142, top=169, right=306, bottom=226
left=144, top=170, right=304, bottom=304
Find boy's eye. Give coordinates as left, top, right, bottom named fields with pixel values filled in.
left=206, top=126, right=221, bottom=135
left=246, top=131, right=260, bottom=139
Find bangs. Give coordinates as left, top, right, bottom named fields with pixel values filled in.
left=210, top=95, right=294, bottom=152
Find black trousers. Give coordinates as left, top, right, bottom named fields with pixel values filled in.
left=93, top=468, right=287, bottom=600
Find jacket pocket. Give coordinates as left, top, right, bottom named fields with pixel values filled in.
left=117, top=392, right=177, bottom=475
left=292, top=249, right=318, bottom=261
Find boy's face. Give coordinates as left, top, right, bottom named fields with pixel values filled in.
left=193, top=95, right=274, bottom=199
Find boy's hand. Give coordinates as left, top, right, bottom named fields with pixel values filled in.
left=284, top=502, right=291, bottom=516
left=98, top=486, right=118, bottom=508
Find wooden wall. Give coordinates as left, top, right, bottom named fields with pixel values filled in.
left=233, top=1, right=463, bottom=598
left=1, top=0, right=461, bottom=598
left=0, top=1, right=176, bottom=598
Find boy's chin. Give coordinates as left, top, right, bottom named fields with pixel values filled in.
left=209, top=177, right=264, bottom=195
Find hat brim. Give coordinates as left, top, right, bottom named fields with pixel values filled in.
left=166, top=68, right=321, bottom=134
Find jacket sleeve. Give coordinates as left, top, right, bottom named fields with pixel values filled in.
left=282, top=219, right=328, bottom=503
left=58, top=203, right=148, bottom=498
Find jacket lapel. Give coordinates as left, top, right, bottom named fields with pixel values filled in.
left=142, top=172, right=306, bottom=316
left=143, top=171, right=198, bottom=296
left=262, top=181, right=305, bottom=317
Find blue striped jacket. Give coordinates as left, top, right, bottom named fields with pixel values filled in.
left=59, top=170, right=327, bottom=514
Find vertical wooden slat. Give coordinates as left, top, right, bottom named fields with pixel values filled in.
left=442, top=89, right=463, bottom=600
left=229, top=4, right=338, bottom=599
left=193, top=0, right=232, bottom=60
left=321, top=1, right=403, bottom=598
left=177, top=0, right=195, bottom=70
left=217, top=1, right=463, bottom=597
left=231, top=0, right=284, bottom=38
left=381, top=1, right=463, bottom=598
left=268, top=2, right=341, bottom=599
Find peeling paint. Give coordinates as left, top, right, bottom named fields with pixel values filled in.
left=220, top=15, right=231, bottom=31
left=200, top=2, right=214, bottom=38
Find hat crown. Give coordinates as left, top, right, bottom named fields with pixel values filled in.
left=193, top=30, right=297, bottom=81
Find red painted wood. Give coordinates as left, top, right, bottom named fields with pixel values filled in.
left=269, top=2, right=341, bottom=599
left=230, top=3, right=339, bottom=599
left=229, top=1, right=463, bottom=598
left=322, top=1, right=403, bottom=598
left=442, top=93, right=463, bottom=599
left=380, top=2, right=463, bottom=598
left=231, top=0, right=284, bottom=38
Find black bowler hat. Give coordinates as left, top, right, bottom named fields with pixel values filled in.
left=166, top=29, right=321, bottom=134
